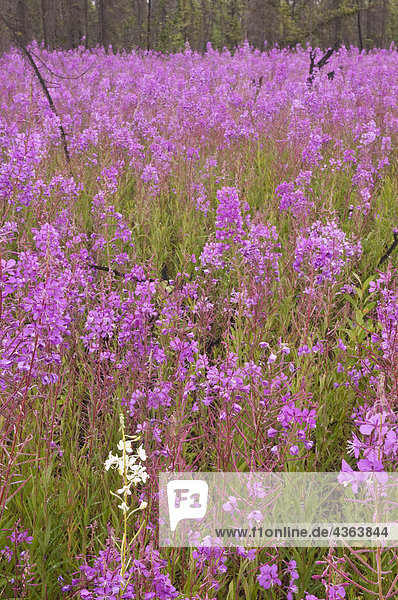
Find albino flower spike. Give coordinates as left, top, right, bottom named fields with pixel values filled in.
left=105, top=413, right=149, bottom=577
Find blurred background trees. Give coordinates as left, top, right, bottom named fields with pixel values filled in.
left=0, top=0, right=397, bottom=53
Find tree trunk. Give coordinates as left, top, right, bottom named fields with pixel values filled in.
left=40, top=0, right=48, bottom=47
left=135, top=0, right=143, bottom=46
left=47, top=0, right=58, bottom=48
left=83, top=0, right=89, bottom=46
left=146, top=0, right=152, bottom=50
left=201, top=0, right=210, bottom=52
left=67, top=0, right=81, bottom=47
left=98, top=0, right=107, bottom=49
left=16, top=0, right=27, bottom=44
left=357, top=0, right=363, bottom=51
left=380, top=0, right=388, bottom=47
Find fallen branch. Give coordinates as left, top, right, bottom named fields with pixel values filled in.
left=378, top=230, right=398, bottom=267
left=89, top=264, right=124, bottom=278
left=308, top=42, right=338, bottom=86
left=89, top=263, right=172, bottom=285
left=30, top=50, right=97, bottom=81
left=0, top=12, right=71, bottom=170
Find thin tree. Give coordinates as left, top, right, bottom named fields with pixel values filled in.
left=84, top=0, right=89, bottom=46
left=40, top=0, right=48, bottom=46
left=357, top=0, right=363, bottom=51
left=98, top=0, right=107, bottom=48
left=146, top=0, right=152, bottom=50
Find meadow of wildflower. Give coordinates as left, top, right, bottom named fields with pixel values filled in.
left=0, top=40, right=398, bottom=599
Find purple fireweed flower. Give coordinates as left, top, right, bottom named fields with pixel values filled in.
left=222, top=496, right=238, bottom=513
left=338, top=460, right=367, bottom=494
left=359, top=411, right=389, bottom=436
left=9, top=530, right=33, bottom=544
left=257, top=563, right=281, bottom=590
left=214, top=187, right=246, bottom=243
left=294, top=220, right=362, bottom=285
left=247, top=510, right=263, bottom=528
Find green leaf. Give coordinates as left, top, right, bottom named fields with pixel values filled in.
left=355, top=309, right=364, bottom=326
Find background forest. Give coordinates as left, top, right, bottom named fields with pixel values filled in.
left=0, top=0, right=397, bottom=54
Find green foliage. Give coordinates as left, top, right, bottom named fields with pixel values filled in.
left=1, top=0, right=397, bottom=54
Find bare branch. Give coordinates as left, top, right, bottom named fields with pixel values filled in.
left=378, top=230, right=398, bottom=267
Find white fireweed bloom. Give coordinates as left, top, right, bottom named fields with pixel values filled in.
left=127, top=464, right=149, bottom=486
left=137, top=445, right=147, bottom=461
left=104, top=452, right=119, bottom=471
left=117, top=439, right=133, bottom=453
left=127, top=455, right=138, bottom=467
left=117, top=486, right=132, bottom=495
